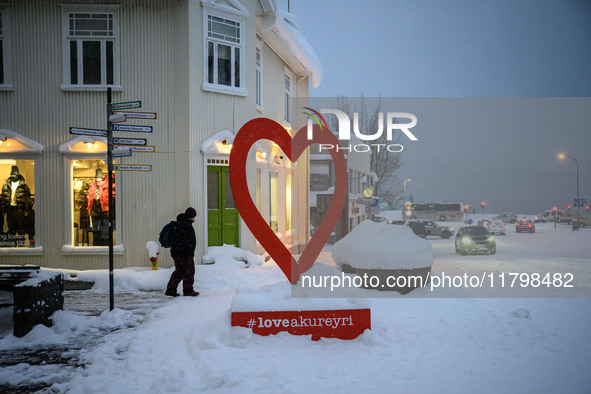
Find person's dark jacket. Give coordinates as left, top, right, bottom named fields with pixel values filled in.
left=171, top=213, right=196, bottom=258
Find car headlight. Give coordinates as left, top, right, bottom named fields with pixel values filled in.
left=461, top=236, right=472, bottom=244
left=487, top=236, right=495, bottom=242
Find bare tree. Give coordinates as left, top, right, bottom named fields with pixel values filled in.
left=325, top=96, right=403, bottom=202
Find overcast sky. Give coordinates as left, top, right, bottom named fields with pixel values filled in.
left=286, top=0, right=591, bottom=214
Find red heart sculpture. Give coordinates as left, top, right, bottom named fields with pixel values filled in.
left=229, top=118, right=347, bottom=284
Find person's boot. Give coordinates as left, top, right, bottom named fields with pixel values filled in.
left=184, top=291, right=200, bottom=297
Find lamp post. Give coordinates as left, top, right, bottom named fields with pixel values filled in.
left=558, top=153, right=579, bottom=197
left=403, top=178, right=412, bottom=204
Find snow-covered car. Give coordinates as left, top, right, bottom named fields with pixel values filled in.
left=515, top=219, right=535, bottom=233
left=422, top=220, right=454, bottom=239
left=455, top=226, right=496, bottom=255
left=487, top=220, right=506, bottom=235
left=491, top=213, right=518, bottom=224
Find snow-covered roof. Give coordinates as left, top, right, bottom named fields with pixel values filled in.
left=201, top=130, right=235, bottom=154
left=59, top=136, right=107, bottom=154
left=260, top=10, right=323, bottom=88
left=0, top=129, right=44, bottom=153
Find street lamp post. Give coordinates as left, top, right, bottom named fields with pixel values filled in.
left=558, top=153, right=579, bottom=197
left=403, top=178, right=412, bottom=204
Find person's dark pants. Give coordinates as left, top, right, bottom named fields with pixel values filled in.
left=166, top=256, right=195, bottom=295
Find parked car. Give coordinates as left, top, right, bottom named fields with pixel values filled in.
left=491, top=213, right=518, bottom=224
left=422, top=220, right=454, bottom=239
left=515, top=219, right=535, bottom=233
left=455, top=226, right=496, bottom=255
left=388, top=219, right=427, bottom=238
left=487, top=220, right=506, bottom=235
left=578, top=214, right=591, bottom=228
left=406, top=220, right=427, bottom=238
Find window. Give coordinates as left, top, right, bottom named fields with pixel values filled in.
left=256, top=168, right=261, bottom=211
left=255, top=34, right=263, bottom=109
left=285, top=172, right=292, bottom=232
left=71, top=160, right=115, bottom=246
left=0, top=6, right=11, bottom=88
left=0, top=160, right=35, bottom=248
left=270, top=171, right=278, bottom=233
left=62, top=6, right=120, bottom=88
left=284, top=70, right=292, bottom=124
left=204, top=11, right=244, bottom=94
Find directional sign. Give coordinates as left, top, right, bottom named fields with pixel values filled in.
left=574, top=198, right=586, bottom=208
left=113, top=111, right=157, bottom=120
left=70, top=127, right=107, bottom=137
left=113, top=164, right=152, bottom=172
left=113, top=137, right=147, bottom=146
left=111, top=147, right=132, bottom=157
left=114, top=145, right=156, bottom=153
left=111, top=101, right=141, bottom=110
left=112, top=124, right=153, bottom=133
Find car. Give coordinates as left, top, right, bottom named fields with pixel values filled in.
left=578, top=214, right=591, bottom=228
left=487, top=220, right=506, bottom=235
left=388, top=219, right=427, bottom=238
left=455, top=226, right=496, bottom=255
left=491, top=213, right=518, bottom=224
left=515, top=219, right=535, bottom=233
left=422, top=220, right=454, bottom=239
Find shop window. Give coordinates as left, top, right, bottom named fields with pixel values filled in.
left=0, top=160, right=35, bottom=247
left=71, top=159, right=115, bottom=246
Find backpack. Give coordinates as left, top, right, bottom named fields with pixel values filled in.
left=159, top=220, right=176, bottom=248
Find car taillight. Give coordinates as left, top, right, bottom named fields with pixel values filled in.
left=527, top=224, right=532, bottom=227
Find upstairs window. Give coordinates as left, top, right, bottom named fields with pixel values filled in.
left=0, top=6, right=12, bottom=88
left=203, top=9, right=245, bottom=95
left=284, top=70, right=292, bottom=124
left=62, top=6, right=120, bottom=88
left=255, top=34, right=263, bottom=109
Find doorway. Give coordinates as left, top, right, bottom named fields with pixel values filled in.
left=207, top=166, right=239, bottom=246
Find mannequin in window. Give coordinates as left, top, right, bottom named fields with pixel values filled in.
left=87, top=169, right=107, bottom=245
left=0, top=166, right=33, bottom=236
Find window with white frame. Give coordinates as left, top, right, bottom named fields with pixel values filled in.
left=0, top=6, right=11, bottom=87
left=62, top=7, right=119, bottom=87
left=255, top=34, right=263, bottom=109
left=284, top=70, right=292, bottom=124
left=205, top=12, right=243, bottom=90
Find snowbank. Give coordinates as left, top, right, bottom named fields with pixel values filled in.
left=332, top=220, right=433, bottom=270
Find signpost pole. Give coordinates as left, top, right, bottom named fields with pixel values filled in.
left=107, top=88, right=115, bottom=311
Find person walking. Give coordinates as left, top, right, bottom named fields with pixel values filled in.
left=165, top=207, right=199, bottom=297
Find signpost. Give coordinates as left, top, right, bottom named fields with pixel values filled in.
left=113, top=164, right=152, bottom=171
left=574, top=198, right=586, bottom=208
left=114, top=145, right=156, bottom=153
left=111, top=100, right=142, bottom=110
left=112, top=124, right=153, bottom=133
left=70, top=127, right=107, bottom=137
left=113, top=111, right=157, bottom=120
left=113, top=137, right=147, bottom=146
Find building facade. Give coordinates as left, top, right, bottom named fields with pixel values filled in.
left=0, top=0, right=321, bottom=269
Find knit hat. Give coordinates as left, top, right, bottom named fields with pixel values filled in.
left=10, top=166, right=20, bottom=176
left=185, top=207, right=197, bottom=219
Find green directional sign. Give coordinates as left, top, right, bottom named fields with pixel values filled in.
left=111, top=101, right=142, bottom=110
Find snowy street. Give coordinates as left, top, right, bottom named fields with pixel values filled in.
left=1, top=216, right=590, bottom=393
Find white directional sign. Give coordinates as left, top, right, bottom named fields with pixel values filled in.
left=113, top=164, right=152, bottom=172
left=113, top=111, right=157, bottom=120
left=113, top=137, right=147, bottom=146
left=70, top=127, right=107, bottom=137
left=114, top=145, right=156, bottom=153
left=112, top=147, right=132, bottom=157
left=112, top=124, right=153, bottom=133
left=111, top=101, right=141, bottom=110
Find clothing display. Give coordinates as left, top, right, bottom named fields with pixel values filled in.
left=74, top=172, right=115, bottom=246
left=0, top=166, right=34, bottom=240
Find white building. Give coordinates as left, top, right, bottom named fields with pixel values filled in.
left=0, top=0, right=322, bottom=269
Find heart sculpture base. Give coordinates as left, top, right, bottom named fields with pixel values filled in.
left=231, top=309, right=371, bottom=341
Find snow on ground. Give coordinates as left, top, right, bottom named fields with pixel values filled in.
left=1, top=214, right=590, bottom=393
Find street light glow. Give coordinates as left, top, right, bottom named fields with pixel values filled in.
left=558, top=153, right=565, bottom=160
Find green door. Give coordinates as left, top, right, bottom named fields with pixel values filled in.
left=207, top=166, right=239, bottom=246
